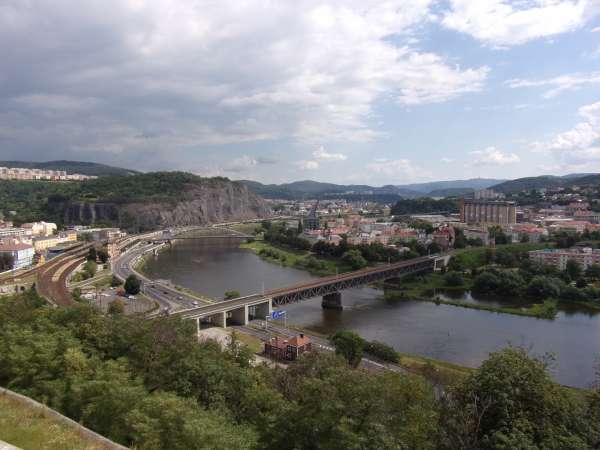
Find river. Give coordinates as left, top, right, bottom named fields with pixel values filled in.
left=143, top=238, right=600, bottom=388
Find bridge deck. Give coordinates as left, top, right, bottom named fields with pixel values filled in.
left=174, top=255, right=437, bottom=318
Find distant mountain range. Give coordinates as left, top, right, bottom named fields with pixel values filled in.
left=490, top=173, right=599, bottom=194
left=0, top=160, right=138, bottom=177
left=239, top=178, right=506, bottom=200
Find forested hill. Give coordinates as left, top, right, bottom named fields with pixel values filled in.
left=0, top=172, right=270, bottom=230
left=491, top=173, right=598, bottom=194
left=0, top=160, right=138, bottom=177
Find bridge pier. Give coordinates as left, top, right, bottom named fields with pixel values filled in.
left=230, top=305, right=248, bottom=325
left=204, top=311, right=226, bottom=328
left=253, top=300, right=272, bottom=319
left=322, top=292, right=342, bottom=310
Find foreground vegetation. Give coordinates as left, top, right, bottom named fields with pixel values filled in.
left=2, top=290, right=600, bottom=449
left=0, top=393, right=110, bottom=450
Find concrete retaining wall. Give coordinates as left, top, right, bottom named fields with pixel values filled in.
left=0, top=387, right=128, bottom=450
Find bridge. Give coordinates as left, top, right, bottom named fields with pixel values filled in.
left=171, top=255, right=443, bottom=332
left=151, top=227, right=252, bottom=243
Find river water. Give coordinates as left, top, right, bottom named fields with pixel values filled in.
left=144, top=238, right=600, bottom=388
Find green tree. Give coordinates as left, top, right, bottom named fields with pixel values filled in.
left=110, top=275, right=122, bottom=287
left=97, top=247, right=109, bottom=264
left=526, top=275, right=563, bottom=299
left=82, top=260, right=97, bottom=279
left=224, top=290, right=240, bottom=300
left=439, top=347, right=589, bottom=450
left=444, top=271, right=464, bottom=287
left=87, top=247, right=97, bottom=262
left=566, top=259, right=582, bottom=280
left=342, top=249, right=367, bottom=270
left=330, top=330, right=365, bottom=368
left=585, top=264, right=600, bottom=280
left=124, top=274, right=141, bottom=295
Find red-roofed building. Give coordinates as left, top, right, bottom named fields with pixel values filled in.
left=264, top=334, right=312, bottom=361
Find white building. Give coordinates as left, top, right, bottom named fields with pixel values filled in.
left=21, top=221, right=57, bottom=237
left=0, top=241, right=35, bottom=269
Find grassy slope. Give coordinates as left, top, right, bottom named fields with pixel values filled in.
left=0, top=394, right=110, bottom=450
left=240, top=240, right=352, bottom=276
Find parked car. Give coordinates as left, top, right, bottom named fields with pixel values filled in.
left=192, top=301, right=199, bottom=306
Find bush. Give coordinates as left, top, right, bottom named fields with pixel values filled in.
left=526, top=275, right=564, bottom=299
left=444, top=271, right=464, bottom=287
left=364, top=341, right=399, bottom=363
left=108, top=299, right=125, bottom=315
left=224, top=290, right=240, bottom=300
left=342, top=250, right=367, bottom=270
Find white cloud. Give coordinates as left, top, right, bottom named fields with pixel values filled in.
left=440, top=157, right=454, bottom=163
left=529, top=102, right=600, bottom=167
left=297, top=160, right=320, bottom=170
left=506, top=72, right=600, bottom=98
left=0, top=0, right=489, bottom=167
left=592, top=26, right=600, bottom=32
left=312, top=146, right=347, bottom=161
left=471, top=146, right=520, bottom=165
left=366, top=158, right=431, bottom=181
left=224, top=155, right=258, bottom=173
left=442, top=0, right=595, bottom=47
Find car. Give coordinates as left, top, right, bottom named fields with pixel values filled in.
left=128, top=295, right=136, bottom=300
left=177, top=296, right=183, bottom=300
left=163, top=291, right=169, bottom=295
left=192, top=301, right=199, bottom=306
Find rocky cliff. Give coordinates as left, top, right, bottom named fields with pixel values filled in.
left=63, top=176, right=271, bottom=231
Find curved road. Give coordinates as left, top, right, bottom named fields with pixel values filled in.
left=112, top=241, right=215, bottom=314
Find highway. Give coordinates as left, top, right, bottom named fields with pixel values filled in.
left=112, top=240, right=216, bottom=314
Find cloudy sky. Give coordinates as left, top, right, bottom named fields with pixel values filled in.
left=1, top=1, right=599, bottom=185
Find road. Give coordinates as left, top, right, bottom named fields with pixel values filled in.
left=112, top=240, right=216, bottom=314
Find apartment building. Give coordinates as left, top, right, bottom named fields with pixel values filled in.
left=460, top=199, right=517, bottom=225
left=529, top=247, right=600, bottom=271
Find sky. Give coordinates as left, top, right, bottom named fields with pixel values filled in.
left=1, top=1, right=600, bottom=185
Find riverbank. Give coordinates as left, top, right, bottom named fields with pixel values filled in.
left=240, top=240, right=350, bottom=276
left=386, top=288, right=558, bottom=319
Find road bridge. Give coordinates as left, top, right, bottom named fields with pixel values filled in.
left=172, top=255, right=442, bottom=331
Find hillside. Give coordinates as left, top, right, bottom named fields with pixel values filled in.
left=491, top=173, right=597, bottom=194
left=0, top=172, right=270, bottom=231
left=238, top=178, right=501, bottom=199
left=0, top=160, right=138, bottom=177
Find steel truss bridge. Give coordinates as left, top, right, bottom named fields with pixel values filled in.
left=265, top=255, right=436, bottom=305
left=171, top=255, right=441, bottom=328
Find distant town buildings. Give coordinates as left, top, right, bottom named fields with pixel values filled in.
left=0, top=167, right=97, bottom=181
left=460, top=199, right=517, bottom=225
left=21, top=221, right=57, bottom=237
left=529, top=247, right=600, bottom=271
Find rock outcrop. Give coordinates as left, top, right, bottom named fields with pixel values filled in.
left=63, top=180, right=271, bottom=231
